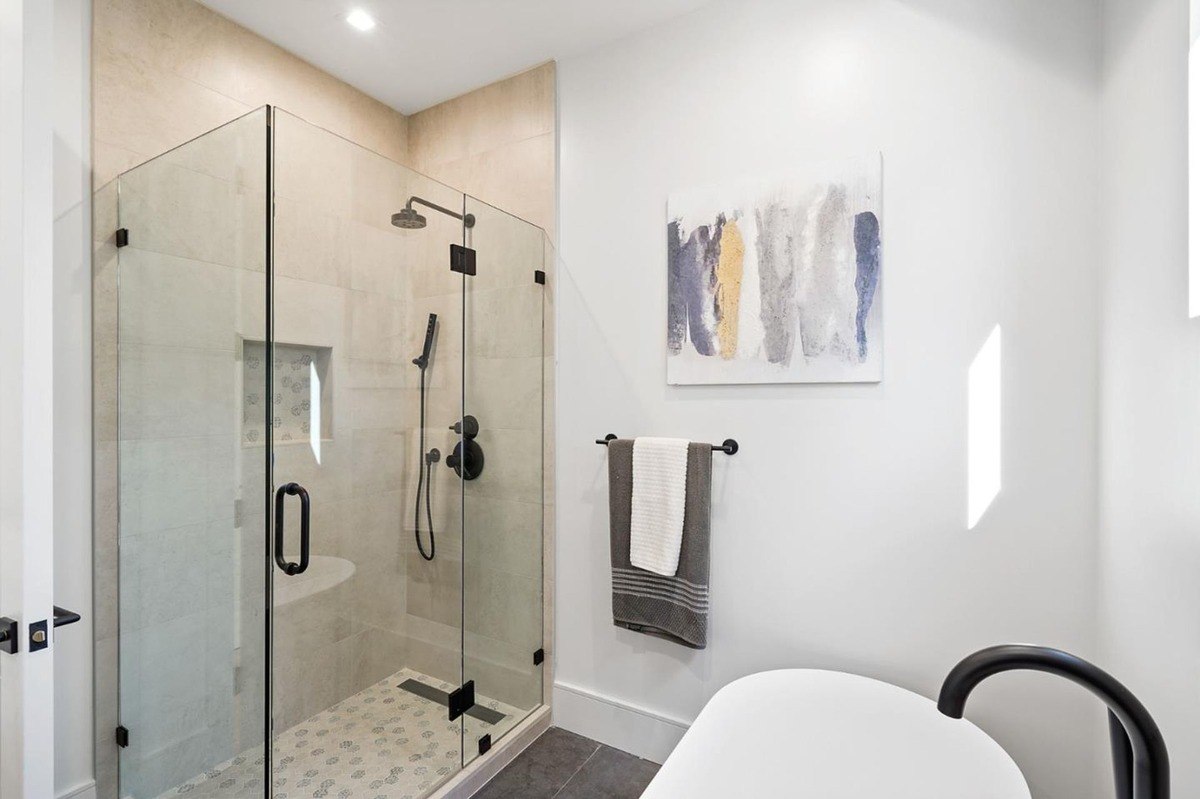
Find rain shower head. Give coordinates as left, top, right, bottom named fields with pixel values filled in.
left=391, top=195, right=475, bottom=230
left=390, top=207, right=427, bottom=229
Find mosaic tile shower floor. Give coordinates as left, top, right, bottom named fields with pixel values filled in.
left=159, top=668, right=523, bottom=799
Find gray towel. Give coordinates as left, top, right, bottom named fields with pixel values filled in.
left=608, top=439, right=711, bottom=649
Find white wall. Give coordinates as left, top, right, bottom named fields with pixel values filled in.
left=555, top=1, right=1104, bottom=796
left=1099, top=1, right=1200, bottom=797
left=0, top=2, right=59, bottom=796
left=54, top=0, right=95, bottom=796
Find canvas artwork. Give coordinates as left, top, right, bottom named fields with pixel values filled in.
left=666, top=156, right=882, bottom=384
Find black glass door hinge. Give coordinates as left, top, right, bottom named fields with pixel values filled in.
left=478, top=734, right=492, bottom=756
left=533, top=648, right=545, bottom=666
left=115, top=228, right=129, bottom=248
left=115, top=726, right=129, bottom=748
left=448, top=680, right=475, bottom=722
left=450, top=244, right=476, bottom=276
left=534, top=269, right=546, bottom=285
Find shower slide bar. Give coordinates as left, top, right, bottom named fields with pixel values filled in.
left=595, top=433, right=739, bottom=455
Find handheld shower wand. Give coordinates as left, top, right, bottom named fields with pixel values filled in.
left=413, top=313, right=438, bottom=561
left=413, top=313, right=436, bottom=370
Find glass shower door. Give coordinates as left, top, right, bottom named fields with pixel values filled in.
left=461, top=197, right=547, bottom=762
left=115, top=107, right=270, bottom=798
left=267, top=108, right=467, bottom=799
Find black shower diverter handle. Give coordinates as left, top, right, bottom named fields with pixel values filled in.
left=450, top=415, right=479, bottom=439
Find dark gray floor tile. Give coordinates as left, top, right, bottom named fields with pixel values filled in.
left=473, top=727, right=600, bottom=799
left=554, top=744, right=660, bottom=799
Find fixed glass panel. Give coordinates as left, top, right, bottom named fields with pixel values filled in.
left=461, top=197, right=546, bottom=762
left=116, top=107, right=269, bottom=798
left=269, top=108, right=466, bottom=798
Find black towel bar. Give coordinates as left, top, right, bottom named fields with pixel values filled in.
left=594, top=433, right=738, bottom=455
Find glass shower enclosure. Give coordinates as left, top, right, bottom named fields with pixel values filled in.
left=114, top=106, right=546, bottom=798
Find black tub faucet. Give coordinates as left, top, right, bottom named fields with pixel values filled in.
left=938, top=645, right=1168, bottom=799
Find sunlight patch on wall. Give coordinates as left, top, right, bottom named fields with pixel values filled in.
left=968, top=325, right=1001, bottom=529
left=1191, top=0, right=1200, bottom=316
left=309, top=360, right=322, bottom=464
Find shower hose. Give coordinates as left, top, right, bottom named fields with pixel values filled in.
left=414, top=365, right=436, bottom=560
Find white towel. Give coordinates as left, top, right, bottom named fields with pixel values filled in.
left=630, top=436, right=691, bottom=576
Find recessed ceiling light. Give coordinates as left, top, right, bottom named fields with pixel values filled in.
left=345, top=9, right=376, bottom=32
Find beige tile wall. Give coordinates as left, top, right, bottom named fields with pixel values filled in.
left=408, top=63, right=557, bottom=242
left=93, top=1, right=557, bottom=796
left=92, top=0, right=408, bottom=186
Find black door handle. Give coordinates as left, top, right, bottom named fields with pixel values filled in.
left=0, top=608, right=80, bottom=656
left=274, top=482, right=311, bottom=575
left=52, top=606, right=82, bottom=628
left=0, top=617, right=17, bottom=654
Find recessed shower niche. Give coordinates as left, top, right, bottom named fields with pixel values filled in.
left=241, top=340, right=332, bottom=446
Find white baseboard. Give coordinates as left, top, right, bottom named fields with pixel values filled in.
left=58, top=780, right=96, bottom=799
left=552, top=681, right=690, bottom=764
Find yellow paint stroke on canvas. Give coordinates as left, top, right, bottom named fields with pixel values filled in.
left=715, top=219, right=744, bottom=359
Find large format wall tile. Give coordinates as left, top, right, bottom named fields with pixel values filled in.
left=465, top=497, right=543, bottom=581
left=118, top=345, right=237, bottom=440
left=92, top=0, right=407, bottom=186
left=118, top=435, right=234, bottom=535
left=466, top=285, right=544, bottom=360
left=118, top=160, right=266, bottom=270
left=348, top=221, right=412, bottom=299
left=117, top=249, right=253, bottom=351
left=272, top=110, right=356, bottom=215
left=409, top=63, right=555, bottom=174
left=93, top=49, right=252, bottom=186
left=273, top=196, right=350, bottom=287
left=467, top=357, right=543, bottom=433
left=434, top=134, right=557, bottom=240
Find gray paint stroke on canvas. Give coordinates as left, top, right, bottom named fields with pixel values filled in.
left=699, top=214, right=726, bottom=354
left=754, top=202, right=801, bottom=365
left=667, top=220, right=687, bottom=354
left=796, top=184, right=857, bottom=362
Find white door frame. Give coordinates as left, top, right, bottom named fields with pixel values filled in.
left=0, top=1, right=58, bottom=797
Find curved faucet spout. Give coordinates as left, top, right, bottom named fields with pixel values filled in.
left=938, top=645, right=1168, bottom=799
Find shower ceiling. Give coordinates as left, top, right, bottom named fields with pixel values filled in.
left=195, top=0, right=713, bottom=114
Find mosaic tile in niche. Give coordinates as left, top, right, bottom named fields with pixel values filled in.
left=242, top=340, right=333, bottom=446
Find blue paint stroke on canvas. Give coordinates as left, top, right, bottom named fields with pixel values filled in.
left=853, top=211, right=880, bottom=360
left=669, top=222, right=721, bottom=356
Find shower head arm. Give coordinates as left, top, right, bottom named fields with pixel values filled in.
left=407, top=196, right=476, bottom=228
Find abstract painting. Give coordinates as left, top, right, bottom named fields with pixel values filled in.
left=667, top=156, right=882, bottom=384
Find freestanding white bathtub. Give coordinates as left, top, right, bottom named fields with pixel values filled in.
left=641, top=669, right=1031, bottom=799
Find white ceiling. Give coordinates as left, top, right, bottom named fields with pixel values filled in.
left=197, top=0, right=713, bottom=114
